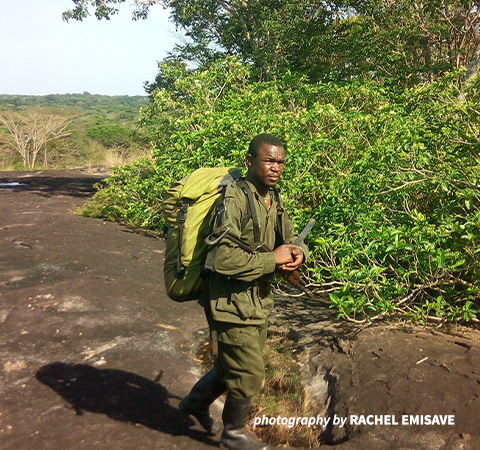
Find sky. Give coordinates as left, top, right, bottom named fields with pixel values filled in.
left=0, top=0, right=184, bottom=96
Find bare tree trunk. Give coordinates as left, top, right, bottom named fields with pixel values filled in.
left=465, top=41, right=480, bottom=83
left=0, top=110, right=71, bottom=169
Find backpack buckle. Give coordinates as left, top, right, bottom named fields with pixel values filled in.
left=205, top=226, right=231, bottom=247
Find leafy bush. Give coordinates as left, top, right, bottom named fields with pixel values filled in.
left=78, top=158, right=163, bottom=228
left=81, top=58, right=480, bottom=324
left=86, top=124, right=134, bottom=148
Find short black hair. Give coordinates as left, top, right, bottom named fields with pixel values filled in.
left=248, top=133, right=285, bottom=158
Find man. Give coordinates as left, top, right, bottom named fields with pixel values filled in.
left=179, top=134, right=308, bottom=450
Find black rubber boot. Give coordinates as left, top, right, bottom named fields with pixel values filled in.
left=220, top=396, right=269, bottom=450
left=179, top=368, right=226, bottom=435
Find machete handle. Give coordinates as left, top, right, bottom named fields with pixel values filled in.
left=277, top=268, right=302, bottom=285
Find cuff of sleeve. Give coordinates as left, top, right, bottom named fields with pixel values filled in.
left=262, top=252, right=277, bottom=274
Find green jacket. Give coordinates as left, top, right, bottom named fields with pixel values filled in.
left=199, top=179, right=309, bottom=325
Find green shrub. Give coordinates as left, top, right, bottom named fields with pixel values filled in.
left=81, top=58, right=480, bottom=324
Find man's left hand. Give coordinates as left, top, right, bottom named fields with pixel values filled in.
left=280, top=246, right=304, bottom=271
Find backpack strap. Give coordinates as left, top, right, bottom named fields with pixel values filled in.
left=216, top=195, right=227, bottom=227
left=176, top=201, right=189, bottom=278
left=272, top=186, right=285, bottom=244
left=237, top=180, right=261, bottom=242
left=215, top=179, right=260, bottom=241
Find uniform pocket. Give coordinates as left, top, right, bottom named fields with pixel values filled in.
left=215, top=278, right=255, bottom=320
left=214, top=278, right=270, bottom=321
left=216, top=322, right=258, bottom=347
left=229, top=279, right=255, bottom=320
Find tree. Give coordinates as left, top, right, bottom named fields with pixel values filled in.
left=64, top=1, right=337, bottom=80
left=86, top=124, right=134, bottom=148
left=64, top=1, right=480, bottom=85
left=144, top=58, right=191, bottom=97
left=0, top=110, right=72, bottom=169
left=341, top=0, right=480, bottom=83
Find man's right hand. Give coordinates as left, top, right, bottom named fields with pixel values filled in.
left=273, top=244, right=296, bottom=267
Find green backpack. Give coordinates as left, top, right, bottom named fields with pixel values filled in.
left=162, top=167, right=243, bottom=302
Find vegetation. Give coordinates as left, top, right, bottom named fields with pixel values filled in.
left=63, top=2, right=480, bottom=325
left=80, top=59, right=480, bottom=325
left=0, top=94, right=149, bottom=169
left=86, top=124, right=135, bottom=149
left=0, top=93, right=147, bottom=114
left=251, top=335, right=318, bottom=448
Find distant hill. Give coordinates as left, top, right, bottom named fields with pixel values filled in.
left=0, top=93, right=149, bottom=109
left=0, top=93, right=150, bottom=123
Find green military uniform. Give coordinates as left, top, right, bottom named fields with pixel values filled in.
left=199, top=179, right=308, bottom=398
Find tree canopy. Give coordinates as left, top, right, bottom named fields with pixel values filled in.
left=65, top=1, right=480, bottom=84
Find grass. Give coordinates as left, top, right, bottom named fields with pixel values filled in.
left=198, top=333, right=320, bottom=447
left=0, top=142, right=150, bottom=172
left=250, top=334, right=319, bottom=448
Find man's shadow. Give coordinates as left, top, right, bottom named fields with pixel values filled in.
left=35, top=362, right=218, bottom=446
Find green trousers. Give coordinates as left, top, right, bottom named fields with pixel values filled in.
left=207, top=311, right=268, bottom=398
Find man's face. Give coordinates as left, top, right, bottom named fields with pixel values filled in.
left=247, top=143, right=286, bottom=191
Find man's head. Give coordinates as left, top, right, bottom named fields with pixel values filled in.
left=246, top=133, right=286, bottom=195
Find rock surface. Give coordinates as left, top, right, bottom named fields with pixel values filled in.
left=270, top=293, right=480, bottom=449
left=1, top=170, right=479, bottom=450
